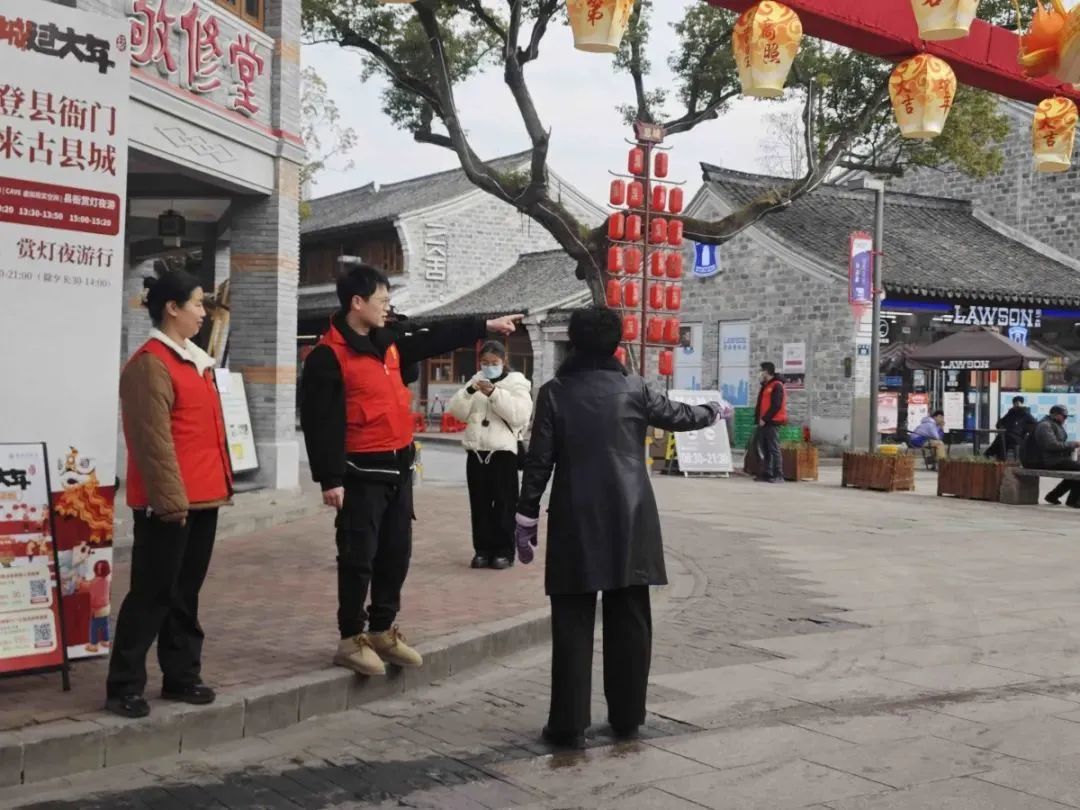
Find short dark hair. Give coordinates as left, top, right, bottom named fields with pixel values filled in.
left=1051, top=405, right=1069, bottom=417
left=479, top=340, right=506, bottom=360
left=1013, top=396, right=1025, bottom=406
left=932, top=410, right=945, bottom=418
left=568, top=307, right=622, bottom=356
left=760, top=362, right=776, bottom=375
left=337, top=264, right=389, bottom=313
left=143, top=269, right=201, bottom=327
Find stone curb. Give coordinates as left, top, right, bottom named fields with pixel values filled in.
left=0, top=550, right=694, bottom=788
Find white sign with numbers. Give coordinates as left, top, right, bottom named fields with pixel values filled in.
left=667, top=390, right=734, bottom=475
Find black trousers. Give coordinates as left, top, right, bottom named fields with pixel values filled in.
left=466, top=451, right=519, bottom=560
left=759, top=424, right=783, bottom=480
left=106, top=508, right=218, bottom=698
left=547, top=585, right=652, bottom=736
left=336, top=476, right=413, bottom=638
left=1044, top=460, right=1080, bottom=503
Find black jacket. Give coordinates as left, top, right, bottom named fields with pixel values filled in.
left=997, top=405, right=1037, bottom=441
left=300, top=312, right=487, bottom=490
left=517, top=353, right=720, bottom=596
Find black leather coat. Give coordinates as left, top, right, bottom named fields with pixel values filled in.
left=518, top=353, right=719, bottom=596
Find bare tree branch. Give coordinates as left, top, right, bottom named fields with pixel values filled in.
left=663, top=90, right=739, bottom=136
left=626, top=2, right=653, bottom=123
left=519, top=0, right=559, bottom=64
left=682, top=80, right=891, bottom=245
left=445, top=0, right=507, bottom=41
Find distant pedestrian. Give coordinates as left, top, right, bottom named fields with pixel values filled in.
left=755, top=362, right=787, bottom=482
left=1021, top=405, right=1080, bottom=507
left=106, top=270, right=233, bottom=719
left=448, top=341, right=533, bottom=570
left=514, top=307, right=722, bottom=750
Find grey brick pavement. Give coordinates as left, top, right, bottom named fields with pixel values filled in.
left=12, top=470, right=1080, bottom=809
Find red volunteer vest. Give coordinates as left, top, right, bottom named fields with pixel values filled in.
left=125, top=339, right=233, bottom=509
left=319, top=324, right=414, bottom=453
left=757, top=377, right=789, bottom=425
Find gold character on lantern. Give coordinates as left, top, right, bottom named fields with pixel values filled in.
left=889, top=54, right=957, bottom=139
left=1033, top=96, right=1078, bottom=173
left=732, top=2, right=803, bottom=98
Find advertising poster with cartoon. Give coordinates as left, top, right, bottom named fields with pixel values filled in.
left=0, top=444, right=66, bottom=680
left=0, top=3, right=130, bottom=662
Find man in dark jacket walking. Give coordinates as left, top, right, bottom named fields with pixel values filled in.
left=755, top=361, right=787, bottom=482
left=1021, top=405, right=1080, bottom=506
left=301, top=265, right=522, bottom=676
left=513, top=307, right=722, bottom=749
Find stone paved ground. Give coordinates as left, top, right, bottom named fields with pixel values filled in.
left=0, top=481, right=547, bottom=731
left=14, top=469, right=1080, bottom=808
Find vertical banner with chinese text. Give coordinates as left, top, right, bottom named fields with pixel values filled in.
left=0, top=4, right=130, bottom=662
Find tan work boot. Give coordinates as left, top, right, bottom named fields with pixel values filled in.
left=333, top=635, right=386, bottom=676
left=367, top=626, right=423, bottom=668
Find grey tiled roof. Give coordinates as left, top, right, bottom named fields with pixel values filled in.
left=424, top=249, right=587, bottom=318
left=302, top=151, right=534, bottom=237
left=702, top=165, right=1080, bottom=306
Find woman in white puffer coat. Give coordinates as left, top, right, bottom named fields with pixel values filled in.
left=448, top=341, right=534, bottom=570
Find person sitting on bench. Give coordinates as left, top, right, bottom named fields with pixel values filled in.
left=1021, top=405, right=1080, bottom=507
left=909, top=410, right=947, bottom=464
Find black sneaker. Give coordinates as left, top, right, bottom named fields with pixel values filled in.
left=105, top=694, right=150, bottom=719
left=489, top=556, right=513, bottom=570
left=161, top=682, right=216, bottom=705
left=610, top=723, right=640, bottom=741
left=470, top=555, right=490, bottom=569
left=541, top=726, right=586, bottom=750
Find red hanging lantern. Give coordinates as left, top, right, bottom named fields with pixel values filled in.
left=649, top=217, right=668, bottom=244
left=665, top=252, right=683, bottom=279
left=625, top=214, right=643, bottom=242
left=658, top=349, right=674, bottom=377
left=609, top=179, right=626, bottom=206
left=654, top=151, right=669, bottom=178
left=607, top=246, right=623, bottom=274
left=627, top=181, right=645, bottom=210
left=614, top=346, right=628, bottom=366
left=667, top=219, right=684, bottom=246
left=668, top=187, right=684, bottom=214
left=646, top=316, right=664, bottom=344
left=628, top=147, right=646, bottom=176
left=624, top=247, right=642, bottom=275
left=606, top=279, right=622, bottom=308
left=649, top=252, right=664, bottom=278
left=622, top=279, right=641, bottom=308
left=622, top=314, right=640, bottom=342
left=665, top=285, right=682, bottom=311
left=648, top=282, right=664, bottom=310
left=651, top=185, right=667, bottom=213
left=608, top=212, right=625, bottom=241
left=663, top=317, right=681, bottom=345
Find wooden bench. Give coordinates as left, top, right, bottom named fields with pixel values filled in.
left=1001, top=467, right=1080, bottom=505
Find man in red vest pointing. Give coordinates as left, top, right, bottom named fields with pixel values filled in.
left=301, top=265, right=522, bottom=676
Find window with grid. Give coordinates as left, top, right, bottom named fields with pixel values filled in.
left=213, top=0, right=264, bottom=29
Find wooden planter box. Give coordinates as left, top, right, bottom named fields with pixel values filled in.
left=782, top=446, right=819, bottom=482
left=842, top=452, right=915, bottom=492
left=937, top=460, right=1011, bottom=502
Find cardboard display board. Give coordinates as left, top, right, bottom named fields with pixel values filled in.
left=667, top=390, right=734, bottom=475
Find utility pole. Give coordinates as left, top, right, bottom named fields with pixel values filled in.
left=849, top=178, right=885, bottom=450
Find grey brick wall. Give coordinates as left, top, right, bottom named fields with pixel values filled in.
left=682, top=195, right=860, bottom=448
left=892, top=101, right=1080, bottom=259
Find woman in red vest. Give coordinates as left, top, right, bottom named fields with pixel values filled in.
left=106, top=269, right=232, bottom=719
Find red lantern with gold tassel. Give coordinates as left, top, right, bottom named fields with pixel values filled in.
left=608, top=213, right=625, bottom=240
left=648, top=282, right=664, bottom=310
left=651, top=185, right=667, bottom=213
left=650, top=218, right=668, bottom=244
left=628, top=147, right=646, bottom=176
left=649, top=252, right=665, bottom=278
left=666, top=285, right=682, bottom=311
left=658, top=350, right=674, bottom=377
left=654, top=152, right=669, bottom=178
left=625, top=214, right=643, bottom=242
left=667, top=219, right=684, bottom=246
left=627, top=182, right=644, bottom=210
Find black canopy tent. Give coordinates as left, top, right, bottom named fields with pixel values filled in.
left=906, top=328, right=1047, bottom=372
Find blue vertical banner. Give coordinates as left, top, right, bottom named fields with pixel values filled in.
left=849, top=232, right=874, bottom=306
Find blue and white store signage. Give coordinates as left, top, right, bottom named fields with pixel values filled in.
left=693, top=243, right=721, bottom=278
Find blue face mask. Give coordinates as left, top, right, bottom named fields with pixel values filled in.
left=481, top=364, right=504, bottom=380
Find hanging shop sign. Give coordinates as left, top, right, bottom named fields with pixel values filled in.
left=849, top=232, right=874, bottom=306
left=693, top=242, right=721, bottom=278
left=952, top=305, right=1043, bottom=328
left=0, top=1, right=130, bottom=664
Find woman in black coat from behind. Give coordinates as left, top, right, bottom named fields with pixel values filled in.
left=514, top=307, right=722, bottom=749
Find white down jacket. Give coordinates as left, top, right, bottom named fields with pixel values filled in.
left=448, top=371, right=533, bottom=453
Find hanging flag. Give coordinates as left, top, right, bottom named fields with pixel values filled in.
left=693, top=243, right=721, bottom=278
